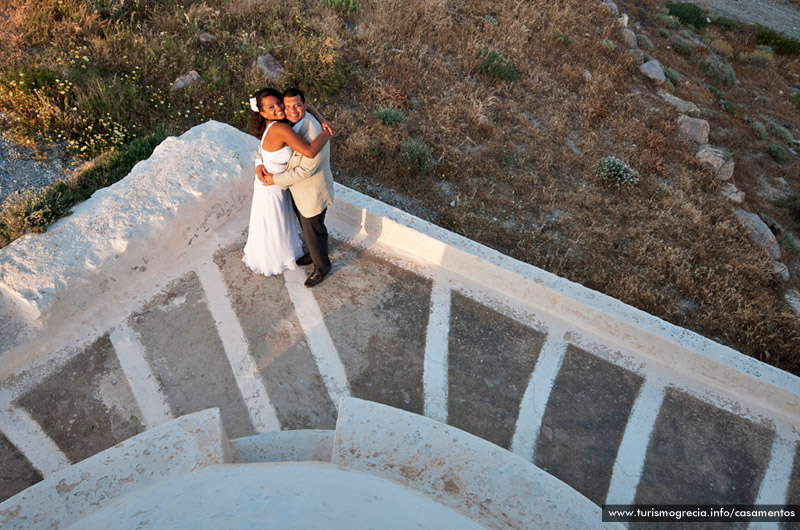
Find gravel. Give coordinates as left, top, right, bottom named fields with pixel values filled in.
left=0, top=136, right=78, bottom=206
left=692, top=0, right=800, bottom=40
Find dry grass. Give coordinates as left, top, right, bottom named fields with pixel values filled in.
left=1, top=0, right=800, bottom=373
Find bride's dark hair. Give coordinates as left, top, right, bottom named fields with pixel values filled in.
left=248, top=87, right=284, bottom=138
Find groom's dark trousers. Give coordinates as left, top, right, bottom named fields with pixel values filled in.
left=292, top=196, right=331, bottom=277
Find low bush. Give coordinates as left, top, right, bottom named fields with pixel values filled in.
left=667, top=2, right=709, bottom=29
left=637, top=34, right=654, bottom=52
left=601, top=39, right=617, bottom=50
left=552, top=31, right=570, bottom=46
left=744, top=117, right=769, bottom=140
left=321, top=0, right=360, bottom=13
left=700, top=54, right=737, bottom=88
left=767, top=143, right=790, bottom=163
left=664, top=67, right=682, bottom=85
left=655, top=13, right=681, bottom=30
left=709, top=38, right=733, bottom=58
left=657, top=28, right=672, bottom=38
left=670, top=35, right=695, bottom=56
left=793, top=92, right=800, bottom=111
left=740, top=49, right=775, bottom=67
left=374, top=106, right=406, bottom=125
left=768, top=121, right=795, bottom=144
left=711, top=15, right=743, bottom=32
left=478, top=49, right=518, bottom=81
left=777, top=193, right=800, bottom=225
left=401, top=139, right=434, bottom=173
left=595, top=156, right=639, bottom=188
left=756, top=25, right=800, bottom=54
left=707, top=85, right=735, bottom=115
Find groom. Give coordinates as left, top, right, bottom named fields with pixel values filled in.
left=257, top=88, right=334, bottom=288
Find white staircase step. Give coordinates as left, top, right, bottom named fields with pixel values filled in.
left=231, top=430, right=334, bottom=463
left=332, top=397, right=620, bottom=529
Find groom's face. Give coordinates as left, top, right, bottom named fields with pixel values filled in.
left=283, top=95, right=306, bottom=124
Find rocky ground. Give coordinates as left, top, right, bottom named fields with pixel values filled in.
left=0, top=136, right=77, bottom=206
left=693, top=0, right=800, bottom=39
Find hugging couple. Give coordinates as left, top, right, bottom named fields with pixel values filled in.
left=242, top=87, right=335, bottom=288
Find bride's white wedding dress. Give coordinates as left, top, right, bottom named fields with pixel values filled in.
left=242, top=121, right=304, bottom=276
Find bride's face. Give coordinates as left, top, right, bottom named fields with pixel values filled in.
left=259, top=96, right=286, bottom=121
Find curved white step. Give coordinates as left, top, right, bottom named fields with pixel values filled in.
left=231, top=430, right=334, bottom=463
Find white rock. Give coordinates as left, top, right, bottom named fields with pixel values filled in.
left=773, top=261, right=790, bottom=281
left=734, top=209, right=781, bottom=260
left=676, top=115, right=709, bottom=144
left=603, top=1, right=619, bottom=14
left=697, top=145, right=734, bottom=181
left=170, top=70, right=200, bottom=92
left=257, top=53, right=287, bottom=83
left=629, top=49, right=645, bottom=64
left=618, top=14, right=629, bottom=28
left=720, top=182, right=745, bottom=203
left=657, top=89, right=700, bottom=117
left=640, top=60, right=666, bottom=83
left=621, top=28, right=637, bottom=49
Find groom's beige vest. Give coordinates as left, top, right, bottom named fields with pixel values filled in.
left=273, top=114, right=334, bottom=218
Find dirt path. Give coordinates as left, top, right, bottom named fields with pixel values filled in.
left=692, top=0, right=800, bottom=39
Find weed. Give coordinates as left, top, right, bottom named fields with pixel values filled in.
left=374, top=106, right=406, bottom=125
left=321, top=0, right=360, bottom=14
left=668, top=2, right=709, bottom=29
left=656, top=13, right=682, bottom=30
left=664, top=67, right=682, bottom=85
left=657, top=28, right=672, bottom=38
left=637, top=34, right=654, bottom=52
left=478, top=50, right=518, bottom=81
left=793, top=93, right=800, bottom=111
left=664, top=79, right=676, bottom=92
left=767, top=143, right=790, bottom=163
left=740, top=49, right=775, bottom=67
left=706, top=85, right=735, bottom=115
left=596, top=156, right=639, bottom=187
left=711, top=15, right=743, bottom=33
left=288, top=33, right=346, bottom=95
left=768, top=121, right=795, bottom=144
left=367, top=139, right=381, bottom=157
left=601, top=39, right=617, bottom=50
left=756, top=25, right=800, bottom=54
left=679, top=29, right=694, bottom=40
left=552, top=31, right=570, bottom=46
left=401, top=139, right=434, bottom=173
left=709, top=38, right=733, bottom=58
left=484, top=15, right=499, bottom=26
left=700, top=54, right=737, bottom=88
left=777, top=194, right=800, bottom=225
left=782, top=232, right=798, bottom=253
left=670, top=35, right=695, bottom=56
left=744, top=117, right=769, bottom=140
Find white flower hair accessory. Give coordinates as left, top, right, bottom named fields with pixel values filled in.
left=249, top=97, right=259, bottom=113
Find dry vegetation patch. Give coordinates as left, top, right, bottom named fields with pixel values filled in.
left=1, top=0, right=799, bottom=372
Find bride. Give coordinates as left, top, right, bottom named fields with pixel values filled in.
left=243, top=87, right=332, bottom=276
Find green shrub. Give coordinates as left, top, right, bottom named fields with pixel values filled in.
left=637, top=34, right=654, bottom=51
left=552, top=31, right=570, bottom=46
left=374, top=106, right=406, bottom=125
left=793, top=92, right=800, bottom=111
left=595, top=157, right=639, bottom=188
left=478, top=50, right=518, bottom=81
left=670, top=35, right=695, bottom=56
left=767, top=143, right=790, bottom=163
left=706, top=85, right=735, bottom=115
left=484, top=15, right=499, bottom=26
left=657, top=28, right=671, bottom=38
left=679, top=29, right=694, bottom=40
left=667, top=2, right=709, bottom=29
left=768, top=121, right=795, bottom=144
left=744, top=117, right=769, bottom=140
left=756, top=25, right=800, bottom=54
left=776, top=193, right=800, bottom=224
left=711, top=15, right=743, bottom=33
left=664, top=67, right=682, bottom=85
left=757, top=45, right=774, bottom=55
left=700, top=54, right=737, bottom=88
left=740, top=49, right=775, bottom=67
left=321, top=0, right=360, bottom=13
left=655, top=13, right=681, bottom=30
left=782, top=232, right=798, bottom=253
left=664, top=79, right=676, bottom=93
left=401, top=139, right=434, bottom=173
left=601, top=39, right=617, bottom=50
left=709, top=38, right=733, bottom=58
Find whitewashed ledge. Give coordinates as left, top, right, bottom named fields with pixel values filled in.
left=0, top=120, right=254, bottom=324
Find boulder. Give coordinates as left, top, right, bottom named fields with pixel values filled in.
left=734, top=209, right=781, bottom=260
left=657, top=89, right=700, bottom=117
left=603, top=1, right=619, bottom=14
left=618, top=14, right=629, bottom=28
left=773, top=261, right=790, bottom=281
left=170, top=70, right=200, bottom=92
left=640, top=60, right=665, bottom=83
left=621, top=28, right=637, bottom=49
left=629, top=49, right=645, bottom=64
left=257, top=54, right=287, bottom=83
left=696, top=145, right=734, bottom=181
left=676, top=115, right=709, bottom=144
left=719, top=182, right=745, bottom=203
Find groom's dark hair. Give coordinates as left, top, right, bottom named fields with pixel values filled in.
left=283, top=87, right=305, bottom=103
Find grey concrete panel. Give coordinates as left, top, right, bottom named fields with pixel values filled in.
left=0, top=433, right=43, bottom=503
left=635, top=387, right=774, bottom=528
left=447, top=292, right=544, bottom=449
left=534, top=346, right=643, bottom=505
left=129, top=272, right=255, bottom=438
left=313, top=242, right=430, bottom=415
left=782, top=443, right=800, bottom=530
left=213, top=242, right=336, bottom=430
left=15, top=334, right=144, bottom=463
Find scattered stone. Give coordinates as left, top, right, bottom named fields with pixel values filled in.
left=621, top=28, right=637, bottom=49
left=719, top=182, right=745, bottom=203
left=170, top=70, right=200, bottom=92
left=734, top=209, right=781, bottom=260
left=583, top=69, right=593, bottom=82
left=678, top=299, right=699, bottom=317
left=629, top=49, right=645, bottom=64
left=640, top=59, right=666, bottom=83
left=257, top=54, right=286, bottom=83
left=786, top=289, right=800, bottom=316
left=603, top=1, right=619, bottom=14
left=618, top=14, right=629, bottom=28
left=696, top=145, right=734, bottom=181
left=773, top=261, right=790, bottom=281
left=476, top=113, right=490, bottom=126
left=197, top=31, right=215, bottom=43
left=676, top=115, right=710, bottom=144
left=657, top=89, right=700, bottom=117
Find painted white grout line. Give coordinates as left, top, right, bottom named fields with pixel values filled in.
left=748, top=429, right=797, bottom=530
left=510, top=328, right=569, bottom=462
left=423, top=278, right=451, bottom=423
left=196, top=260, right=281, bottom=433
left=110, top=324, right=174, bottom=430
left=605, top=377, right=666, bottom=505
left=0, top=400, right=70, bottom=477
left=283, top=267, right=351, bottom=410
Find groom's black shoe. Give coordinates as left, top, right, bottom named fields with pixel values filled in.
left=304, top=270, right=328, bottom=288
left=296, top=253, right=313, bottom=266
